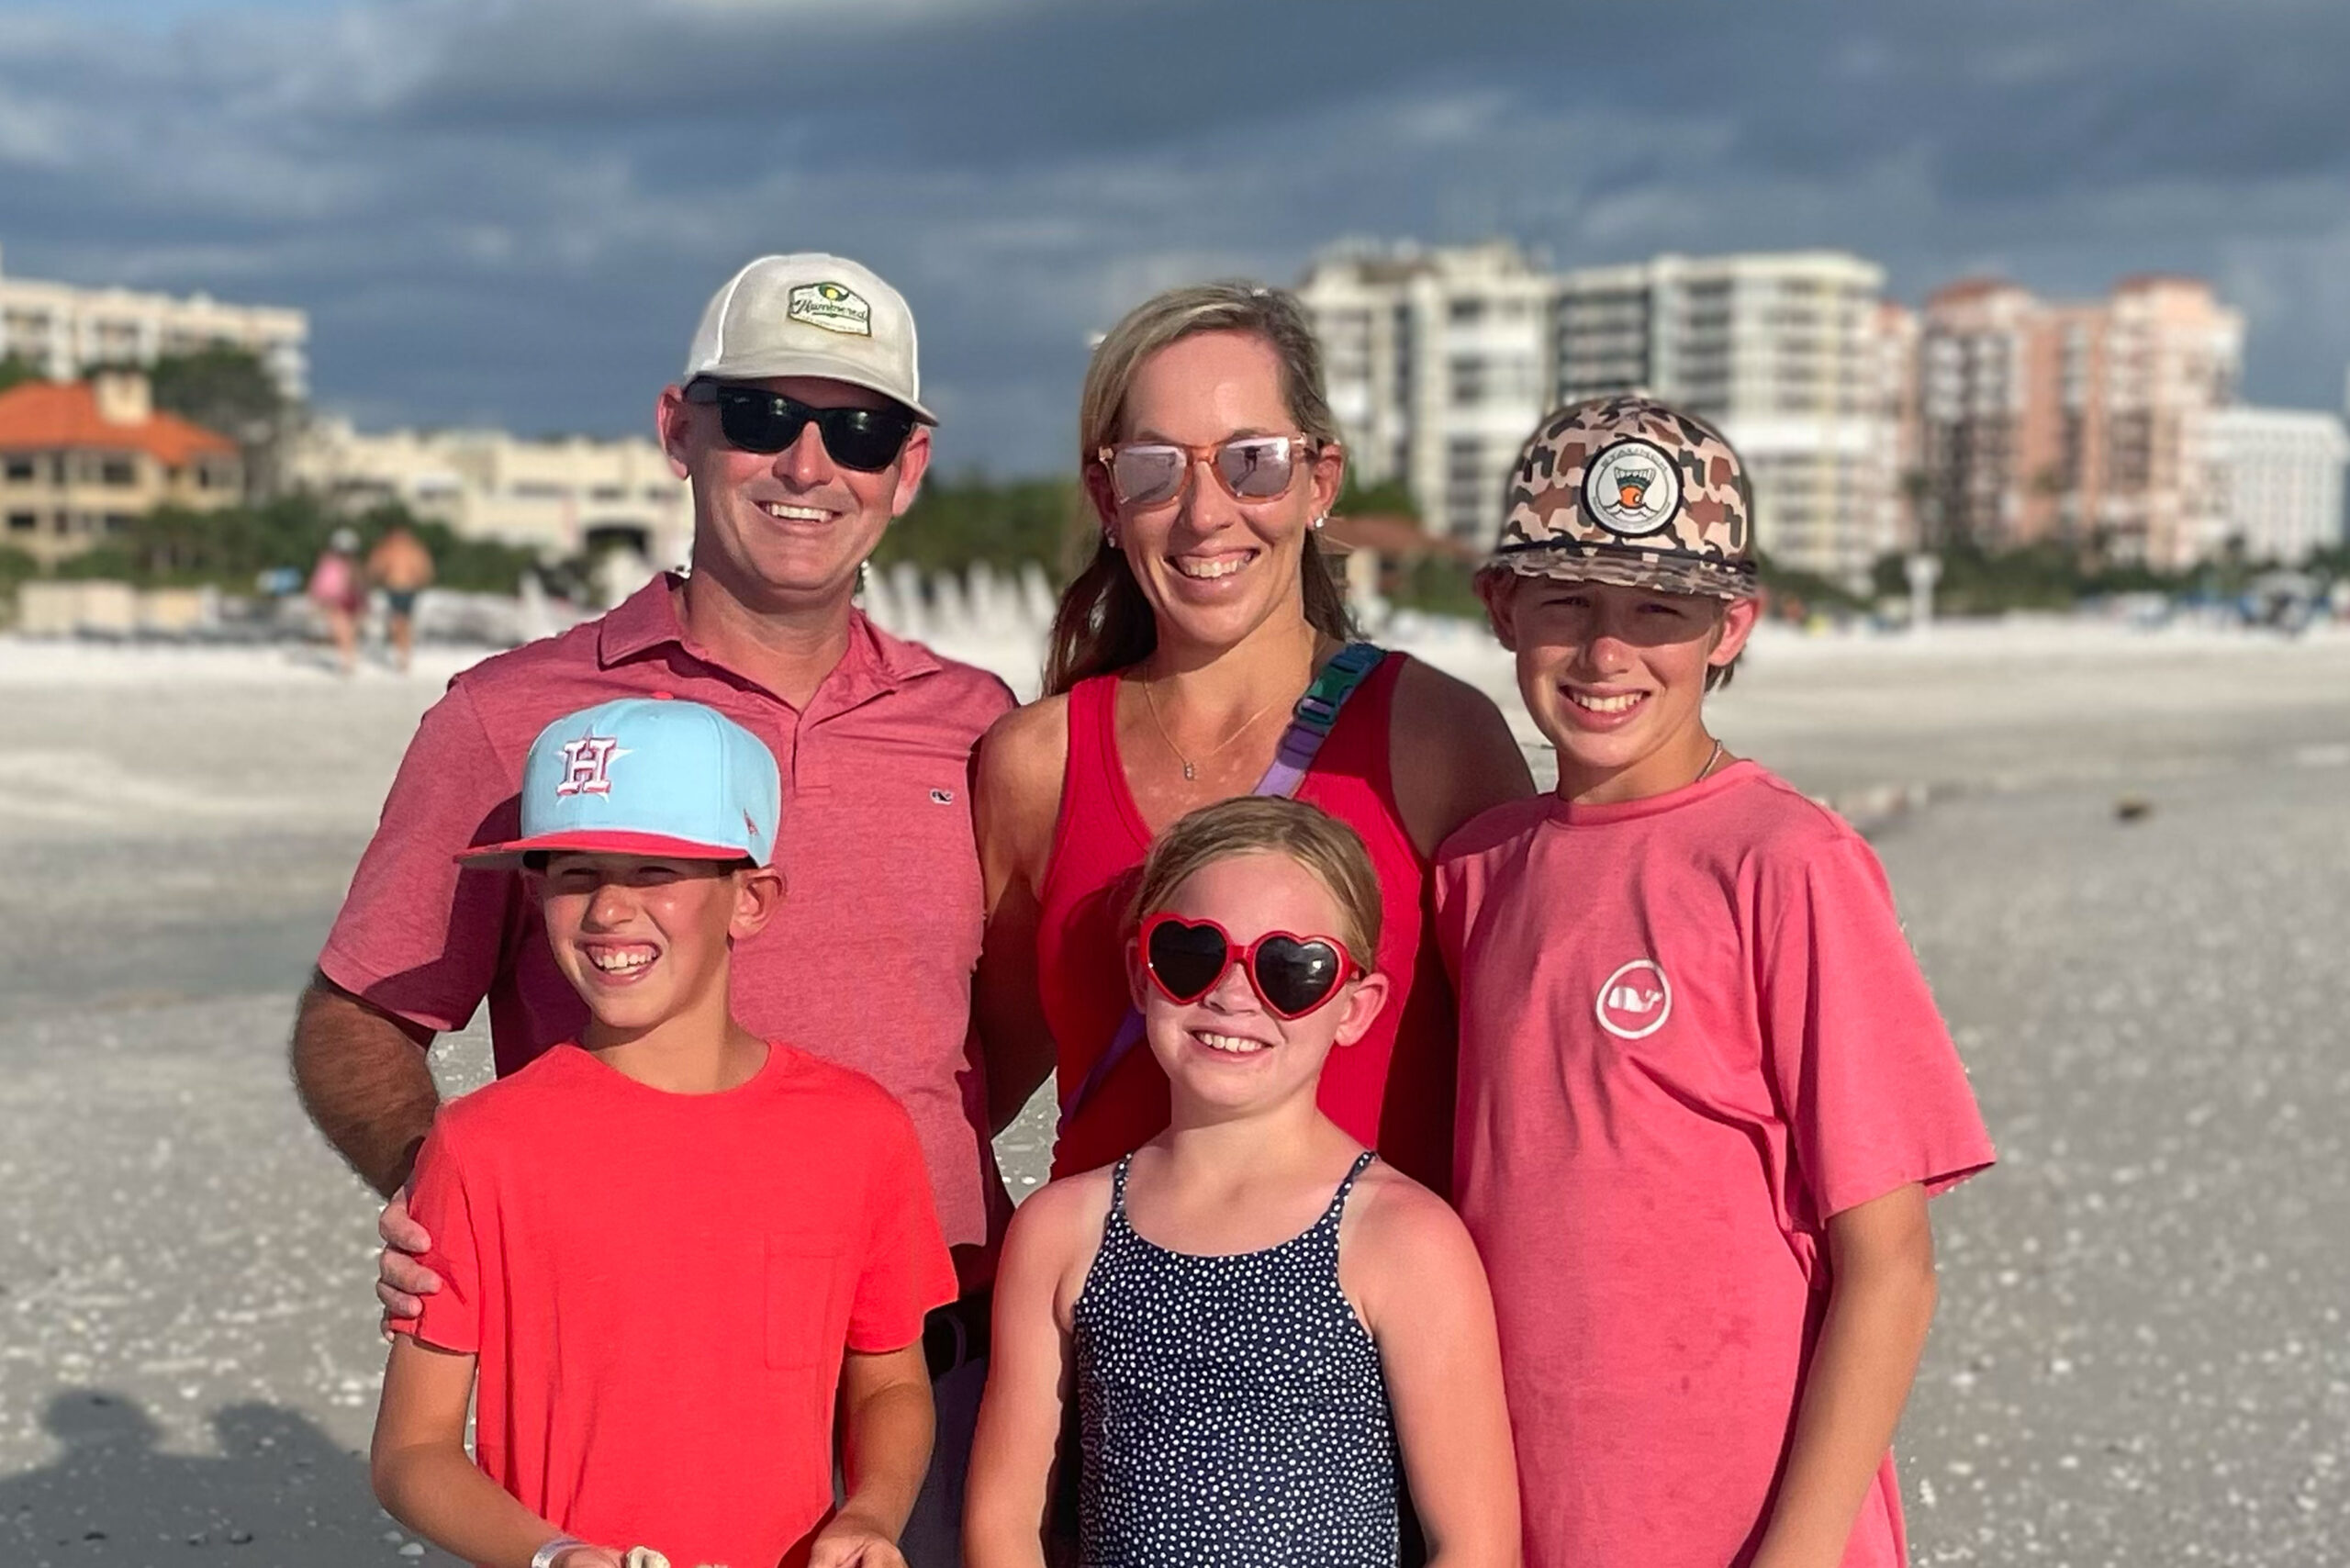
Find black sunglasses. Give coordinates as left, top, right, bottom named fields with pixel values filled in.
left=685, top=382, right=916, bottom=472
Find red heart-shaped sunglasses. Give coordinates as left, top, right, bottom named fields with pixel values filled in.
left=1140, top=913, right=1364, bottom=1019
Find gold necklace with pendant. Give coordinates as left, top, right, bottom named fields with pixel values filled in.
left=1140, top=673, right=1292, bottom=782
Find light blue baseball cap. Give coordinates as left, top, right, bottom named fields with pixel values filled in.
left=459, top=697, right=780, bottom=868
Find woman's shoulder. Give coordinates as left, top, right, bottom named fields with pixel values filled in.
left=1385, top=653, right=1516, bottom=742
left=974, top=692, right=1072, bottom=812
left=979, top=688, right=1070, bottom=756
left=1378, top=653, right=1537, bottom=853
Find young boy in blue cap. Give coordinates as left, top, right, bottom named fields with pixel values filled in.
left=371, top=696, right=956, bottom=1568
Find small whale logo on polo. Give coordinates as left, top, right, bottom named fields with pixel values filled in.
left=1595, top=958, right=1672, bottom=1039
left=930, top=787, right=956, bottom=804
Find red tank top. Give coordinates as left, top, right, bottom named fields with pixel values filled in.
left=1035, top=653, right=1455, bottom=1190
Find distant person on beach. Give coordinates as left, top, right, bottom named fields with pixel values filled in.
left=366, top=522, right=435, bottom=673
left=307, top=527, right=365, bottom=675
left=970, top=282, right=1530, bottom=1203
left=374, top=696, right=951, bottom=1568
left=1435, top=396, right=1998, bottom=1568
left=295, top=253, right=1012, bottom=1567
left=964, top=798, right=1518, bottom=1568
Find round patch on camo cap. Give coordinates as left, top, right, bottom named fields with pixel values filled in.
left=1583, top=438, right=1684, bottom=537
left=1484, top=395, right=1760, bottom=599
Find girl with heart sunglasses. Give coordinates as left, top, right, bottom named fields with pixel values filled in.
left=966, top=798, right=1520, bottom=1568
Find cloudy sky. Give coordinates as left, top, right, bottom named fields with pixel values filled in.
left=8, top=0, right=2349, bottom=473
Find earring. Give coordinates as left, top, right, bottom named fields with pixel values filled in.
left=1104, top=529, right=1120, bottom=549
left=1311, top=515, right=1326, bottom=531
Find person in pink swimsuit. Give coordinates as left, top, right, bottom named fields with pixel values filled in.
left=970, top=282, right=1530, bottom=1193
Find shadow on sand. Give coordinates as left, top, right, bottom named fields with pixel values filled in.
left=0, top=1389, right=453, bottom=1565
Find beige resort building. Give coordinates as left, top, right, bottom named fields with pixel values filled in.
left=288, top=420, right=690, bottom=567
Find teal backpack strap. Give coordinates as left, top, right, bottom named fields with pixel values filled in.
left=1252, top=641, right=1386, bottom=798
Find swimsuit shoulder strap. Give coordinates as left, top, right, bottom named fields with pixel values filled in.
left=1326, top=1148, right=1379, bottom=1218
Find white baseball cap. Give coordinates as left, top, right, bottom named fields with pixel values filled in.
left=682, top=253, right=934, bottom=424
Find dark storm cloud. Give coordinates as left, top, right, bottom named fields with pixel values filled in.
left=2, top=0, right=2345, bottom=470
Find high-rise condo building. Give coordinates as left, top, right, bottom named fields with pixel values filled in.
left=1919, top=275, right=2242, bottom=568
left=1551, top=251, right=1908, bottom=588
left=2209, top=407, right=2347, bottom=565
left=0, top=243, right=309, bottom=400
left=1303, top=244, right=1910, bottom=587
left=1296, top=241, right=1554, bottom=544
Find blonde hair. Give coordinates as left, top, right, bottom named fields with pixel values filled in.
left=1046, top=281, right=1357, bottom=695
left=1127, top=797, right=1383, bottom=969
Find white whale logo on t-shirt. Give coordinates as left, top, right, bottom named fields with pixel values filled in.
left=1595, top=958, right=1673, bottom=1040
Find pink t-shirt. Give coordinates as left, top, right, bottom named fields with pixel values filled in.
left=320, top=576, right=1016, bottom=1287
left=1435, top=761, right=1995, bottom=1568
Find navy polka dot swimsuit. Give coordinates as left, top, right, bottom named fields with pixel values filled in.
left=1073, top=1149, right=1398, bottom=1567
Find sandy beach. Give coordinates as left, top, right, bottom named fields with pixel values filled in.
left=4, top=616, right=2347, bottom=1564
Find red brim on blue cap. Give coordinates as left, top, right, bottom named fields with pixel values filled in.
left=456, top=829, right=759, bottom=870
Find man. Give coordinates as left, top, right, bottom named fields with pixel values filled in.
left=365, top=521, right=435, bottom=674
left=292, top=253, right=1013, bottom=1566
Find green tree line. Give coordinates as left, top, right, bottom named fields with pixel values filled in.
left=1866, top=538, right=2342, bottom=614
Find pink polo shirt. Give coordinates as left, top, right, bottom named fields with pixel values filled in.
left=319, top=575, right=1016, bottom=1287
left=1435, top=762, right=1995, bottom=1568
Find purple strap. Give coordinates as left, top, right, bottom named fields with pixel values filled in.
left=1057, top=644, right=1388, bottom=1125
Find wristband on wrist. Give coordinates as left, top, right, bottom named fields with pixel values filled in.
left=528, top=1537, right=584, bottom=1568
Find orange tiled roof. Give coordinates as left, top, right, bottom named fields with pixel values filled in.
left=0, top=378, right=238, bottom=466
left=1926, top=275, right=2024, bottom=308
left=2112, top=272, right=2214, bottom=297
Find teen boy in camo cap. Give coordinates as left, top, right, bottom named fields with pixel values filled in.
left=1438, top=394, right=1994, bottom=1568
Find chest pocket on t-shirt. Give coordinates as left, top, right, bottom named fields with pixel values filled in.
left=766, top=1235, right=845, bottom=1372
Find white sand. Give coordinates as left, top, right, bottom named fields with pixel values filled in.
left=4, top=614, right=2349, bottom=1564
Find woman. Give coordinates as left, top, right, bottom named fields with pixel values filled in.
left=308, top=526, right=366, bottom=675
left=973, top=282, right=1531, bottom=1192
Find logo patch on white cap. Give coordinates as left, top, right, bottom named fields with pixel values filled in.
left=788, top=281, right=873, bottom=337
left=1583, top=439, right=1683, bottom=538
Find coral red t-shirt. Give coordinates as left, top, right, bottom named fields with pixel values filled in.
left=319, top=577, right=1014, bottom=1289
left=388, top=1041, right=957, bottom=1568
left=1435, top=762, right=1995, bottom=1568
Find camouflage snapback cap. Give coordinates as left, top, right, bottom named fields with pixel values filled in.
left=1484, top=395, right=1760, bottom=599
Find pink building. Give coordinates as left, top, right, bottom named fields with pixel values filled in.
left=1920, top=275, right=2241, bottom=568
